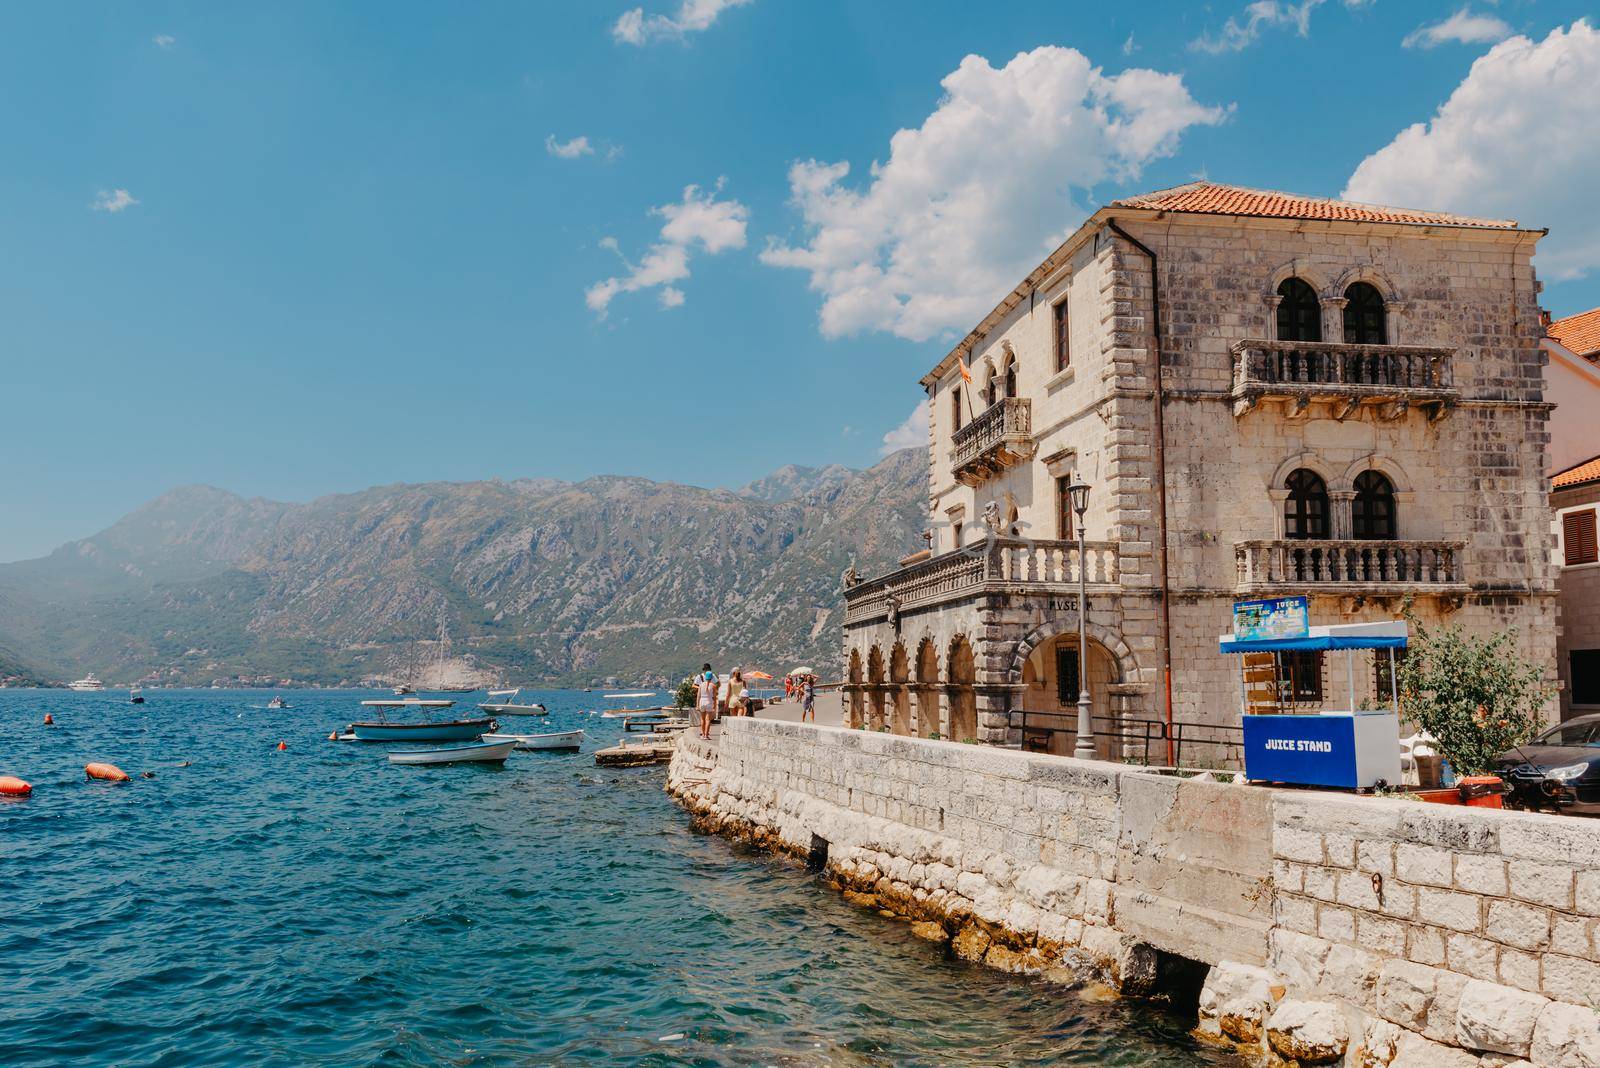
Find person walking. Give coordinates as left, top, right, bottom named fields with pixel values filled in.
left=801, top=675, right=816, bottom=723
left=726, top=669, right=748, bottom=717
left=695, top=664, right=717, bottom=740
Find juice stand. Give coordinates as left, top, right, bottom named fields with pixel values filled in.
left=1219, top=607, right=1406, bottom=790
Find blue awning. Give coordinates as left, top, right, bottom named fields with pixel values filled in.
left=1218, top=619, right=1408, bottom=654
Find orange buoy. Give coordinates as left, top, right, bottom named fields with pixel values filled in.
left=43, top=713, right=54, bottom=725
left=85, top=763, right=131, bottom=783
left=0, top=775, right=32, bottom=797
left=276, top=741, right=288, bottom=751
left=327, top=731, right=338, bottom=741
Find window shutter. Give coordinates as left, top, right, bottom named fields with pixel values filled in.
left=1565, top=509, right=1599, bottom=566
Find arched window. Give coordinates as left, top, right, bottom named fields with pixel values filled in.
left=951, top=389, right=962, bottom=433
left=983, top=369, right=997, bottom=408
left=1285, top=469, right=1330, bottom=540
left=1276, top=278, right=1322, bottom=342
left=1343, top=282, right=1387, bottom=345
left=1003, top=359, right=1016, bottom=400
left=1352, top=470, right=1396, bottom=540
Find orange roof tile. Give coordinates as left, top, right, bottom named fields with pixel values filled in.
left=1549, top=307, right=1600, bottom=360
left=1111, top=181, right=1520, bottom=231
left=1554, top=455, right=1600, bottom=490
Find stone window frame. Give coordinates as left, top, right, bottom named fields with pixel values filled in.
left=1268, top=453, right=1417, bottom=540
left=1260, top=263, right=1410, bottom=345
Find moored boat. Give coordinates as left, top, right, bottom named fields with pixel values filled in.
left=387, top=739, right=516, bottom=766
left=483, top=729, right=584, bottom=751
left=347, top=718, right=495, bottom=742
left=479, top=701, right=547, bottom=716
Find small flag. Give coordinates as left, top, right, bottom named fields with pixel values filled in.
left=959, top=360, right=972, bottom=384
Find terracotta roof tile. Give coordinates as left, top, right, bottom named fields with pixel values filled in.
left=1110, top=181, right=1520, bottom=231
left=1554, top=455, right=1600, bottom=490
left=1548, top=307, right=1600, bottom=361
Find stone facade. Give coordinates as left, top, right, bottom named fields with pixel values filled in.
left=843, top=187, right=1558, bottom=758
left=670, top=718, right=1600, bottom=1066
left=1554, top=477, right=1600, bottom=719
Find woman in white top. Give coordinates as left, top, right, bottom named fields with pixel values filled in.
left=695, top=667, right=718, bottom=740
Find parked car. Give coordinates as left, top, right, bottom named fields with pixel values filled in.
left=1493, top=713, right=1600, bottom=816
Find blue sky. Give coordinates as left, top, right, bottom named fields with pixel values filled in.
left=3, top=1, right=1597, bottom=561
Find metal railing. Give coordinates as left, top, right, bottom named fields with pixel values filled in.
left=1235, top=539, right=1467, bottom=590
left=1232, top=339, right=1455, bottom=392
left=843, top=537, right=1119, bottom=625
left=951, top=397, right=1031, bottom=471
left=1007, top=708, right=1244, bottom=769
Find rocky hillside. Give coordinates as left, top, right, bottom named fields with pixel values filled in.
left=0, top=450, right=928, bottom=687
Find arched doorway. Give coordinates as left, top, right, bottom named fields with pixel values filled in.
left=847, top=649, right=864, bottom=729
left=867, top=646, right=886, bottom=731
left=914, top=637, right=941, bottom=738
left=889, top=643, right=911, bottom=736
left=1019, top=634, right=1120, bottom=757
left=946, top=636, right=977, bottom=743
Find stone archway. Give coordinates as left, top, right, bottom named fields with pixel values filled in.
left=889, top=642, right=912, bottom=736
left=867, top=646, right=886, bottom=731
left=914, top=636, right=941, bottom=738
left=1009, top=621, right=1139, bottom=759
left=946, top=635, right=977, bottom=743
left=846, top=648, right=864, bottom=729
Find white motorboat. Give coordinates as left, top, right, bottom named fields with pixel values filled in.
left=483, top=729, right=584, bottom=751
left=387, top=739, right=516, bottom=766
left=267, top=696, right=289, bottom=710
left=69, top=673, right=106, bottom=692
left=479, top=701, right=548, bottom=716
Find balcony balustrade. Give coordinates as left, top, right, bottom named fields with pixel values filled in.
left=843, top=537, right=1118, bottom=626
left=951, top=397, right=1032, bottom=485
left=1231, top=339, right=1458, bottom=420
left=1234, top=539, right=1468, bottom=597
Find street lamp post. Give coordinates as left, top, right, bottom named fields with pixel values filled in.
left=1068, top=479, right=1094, bottom=759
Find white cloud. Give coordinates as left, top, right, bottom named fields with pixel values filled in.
left=612, top=0, right=751, bottom=45
left=760, top=46, right=1227, bottom=342
left=91, top=189, right=139, bottom=213
left=152, top=34, right=176, bottom=49
left=880, top=399, right=930, bottom=455
left=586, top=181, right=749, bottom=316
left=1344, top=19, right=1600, bottom=281
left=546, top=134, right=594, bottom=159
left=1402, top=9, right=1512, bottom=50
left=1191, top=0, right=1324, bottom=53
left=1122, top=33, right=1138, bottom=56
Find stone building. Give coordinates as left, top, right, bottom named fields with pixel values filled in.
left=1545, top=307, right=1600, bottom=722
left=841, top=182, right=1558, bottom=761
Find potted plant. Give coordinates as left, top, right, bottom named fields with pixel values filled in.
left=1397, top=618, right=1551, bottom=806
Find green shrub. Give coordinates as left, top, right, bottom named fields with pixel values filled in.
left=674, top=678, right=697, bottom=709
left=1397, top=617, right=1551, bottom=776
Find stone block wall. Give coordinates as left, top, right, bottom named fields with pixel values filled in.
left=670, top=718, right=1600, bottom=1066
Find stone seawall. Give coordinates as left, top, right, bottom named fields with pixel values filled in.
left=667, top=718, right=1600, bottom=1066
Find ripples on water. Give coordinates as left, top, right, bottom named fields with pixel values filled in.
left=1, top=691, right=1233, bottom=1066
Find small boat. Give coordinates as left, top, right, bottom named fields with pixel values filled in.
left=601, top=706, right=669, bottom=719
left=479, top=700, right=548, bottom=716
left=129, top=688, right=145, bottom=705
left=69, top=673, right=106, bottom=692
left=393, top=684, right=415, bottom=696
left=347, top=718, right=495, bottom=742
left=483, top=729, right=584, bottom=751
left=603, top=691, right=655, bottom=699
left=267, top=696, right=289, bottom=710
left=387, top=739, right=516, bottom=766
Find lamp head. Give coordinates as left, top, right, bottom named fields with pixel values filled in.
left=1067, top=479, right=1091, bottom=518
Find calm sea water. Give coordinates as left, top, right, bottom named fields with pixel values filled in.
left=0, top=690, right=1232, bottom=1066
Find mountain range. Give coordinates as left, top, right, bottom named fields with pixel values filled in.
left=0, top=451, right=926, bottom=687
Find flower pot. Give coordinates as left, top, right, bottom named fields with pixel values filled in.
left=1457, top=775, right=1504, bottom=809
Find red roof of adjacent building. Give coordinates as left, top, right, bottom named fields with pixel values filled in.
left=1110, top=182, right=1521, bottom=231
left=1554, top=455, right=1600, bottom=490
left=1549, top=307, right=1600, bottom=361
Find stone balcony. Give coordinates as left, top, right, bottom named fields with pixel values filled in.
left=1234, top=539, right=1469, bottom=601
left=951, top=397, right=1032, bottom=486
left=843, top=537, right=1119, bottom=626
left=1230, top=339, right=1458, bottom=421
